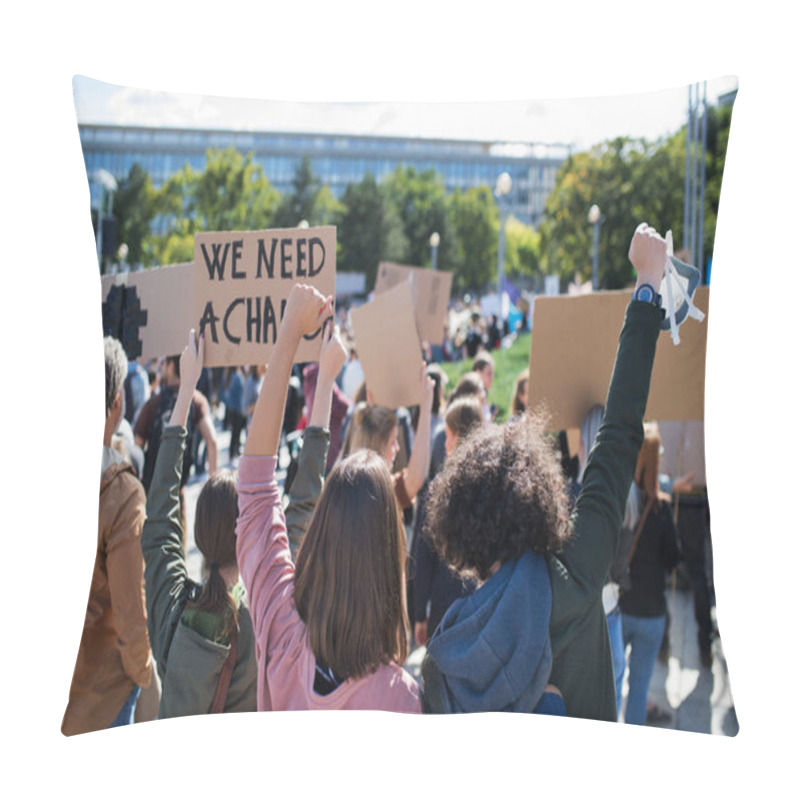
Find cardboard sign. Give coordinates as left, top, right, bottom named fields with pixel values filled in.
left=659, top=420, right=707, bottom=488
left=100, top=263, right=195, bottom=361
left=528, top=287, right=709, bottom=432
left=375, top=262, right=452, bottom=345
left=194, top=226, right=336, bottom=367
left=350, top=281, right=424, bottom=409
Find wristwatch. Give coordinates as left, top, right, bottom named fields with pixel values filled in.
left=632, top=283, right=662, bottom=307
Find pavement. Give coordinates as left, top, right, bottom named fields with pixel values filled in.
left=183, top=419, right=738, bottom=736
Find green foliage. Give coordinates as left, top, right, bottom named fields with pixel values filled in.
left=149, top=149, right=279, bottom=264
left=335, top=173, right=408, bottom=288
left=505, top=216, right=541, bottom=284
left=439, top=333, right=531, bottom=423
left=271, top=156, right=323, bottom=228
left=384, top=166, right=455, bottom=270
left=537, top=105, right=731, bottom=289
left=112, top=163, right=158, bottom=267
left=447, top=186, right=498, bottom=293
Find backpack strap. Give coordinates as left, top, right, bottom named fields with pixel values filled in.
left=209, top=627, right=238, bottom=714
left=627, top=495, right=655, bottom=567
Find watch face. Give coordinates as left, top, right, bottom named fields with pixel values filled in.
left=636, top=285, right=655, bottom=303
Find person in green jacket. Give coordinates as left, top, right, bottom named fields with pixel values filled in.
left=141, top=328, right=333, bottom=719
left=421, top=222, right=669, bottom=721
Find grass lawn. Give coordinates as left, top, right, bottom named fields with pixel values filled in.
left=439, top=332, right=531, bottom=423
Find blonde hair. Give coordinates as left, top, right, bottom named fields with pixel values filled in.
left=444, top=397, right=483, bottom=441
left=341, top=403, right=397, bottom=459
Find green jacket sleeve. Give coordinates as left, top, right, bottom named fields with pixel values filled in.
left=141, top=425, right=190, bottom=678
left=563, top=301, right=662, bottom=596
left=285, top=426, right=330, bottom=561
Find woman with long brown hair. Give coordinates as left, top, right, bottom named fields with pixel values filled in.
left=618, top=423, right=681, bottom=725
left=236, top=285, right=421, bottom=711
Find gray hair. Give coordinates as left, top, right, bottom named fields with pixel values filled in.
left=104, top=336, right=128, bottom=417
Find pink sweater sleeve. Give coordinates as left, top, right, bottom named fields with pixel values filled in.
left=236, top=454, right=304, bottom=711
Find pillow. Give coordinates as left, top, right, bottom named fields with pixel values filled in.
left=67, top=74, right=738, bottom=738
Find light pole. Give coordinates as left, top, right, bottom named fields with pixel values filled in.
left=588, top=204, right=604, bottom=290
left=429, top=231, right=440, bottom=271
left=495, top=172, right=512, bottom=319
left=94, top=169, right=118, bottom=273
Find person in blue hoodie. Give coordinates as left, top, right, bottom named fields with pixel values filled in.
left=421, top=222, right=668, bottom=720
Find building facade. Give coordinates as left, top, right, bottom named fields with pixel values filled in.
left=79, top=124, right=570, bottom=229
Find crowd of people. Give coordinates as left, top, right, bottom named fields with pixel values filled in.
left=63, top=222, right=717, bottom=734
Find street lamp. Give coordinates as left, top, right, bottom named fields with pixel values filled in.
left=588, top=204, right=604, bottom=290
left=429, top=231, right=440, bottom=271
left=94, top=169, right=118, bottom=272
left=495, top=172, right=512, bottom=319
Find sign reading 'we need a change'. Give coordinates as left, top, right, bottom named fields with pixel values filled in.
left=194, top=226, right=336, bottom=367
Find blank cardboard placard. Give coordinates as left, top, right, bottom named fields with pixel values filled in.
left=375, top=262, right=452, bottom=345
left=100, top=263, right=195, bottom=361
left=350, top=281, right=424, bottom=409
left=528, top=287, right=709, bottom=432
left=194, top=226, right=336, bottom=367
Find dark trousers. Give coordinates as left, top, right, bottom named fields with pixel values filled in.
left=677, top=494, right=715, bottom=654
left=229, top=411, right=247, bottom=459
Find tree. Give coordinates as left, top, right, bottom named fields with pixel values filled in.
left=446, top=186, right=497, bottom=293
left=537, top=105, right=731, bottom=291
left=336, top=174, right=408, bottom=289
left=150, top=149, right=279, bottom=264
left=384, top=166, right=455, bottom=270
left=272, top=156, right=323, bottom=228
left=505, top=216, right=542, bottom=285
left=112, top=163, right=157, bottom=267
left=191, top=147, right=279, bottom=231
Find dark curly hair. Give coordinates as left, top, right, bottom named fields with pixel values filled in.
left=424, top=412, right=572, bottom=581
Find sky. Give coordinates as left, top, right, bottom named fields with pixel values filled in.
left=73, top=73, right=739, bottom=153
left=3, top=0, right=798, bottom=797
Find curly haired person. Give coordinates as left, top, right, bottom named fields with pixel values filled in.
left=421, top=223, right=668, bottom=720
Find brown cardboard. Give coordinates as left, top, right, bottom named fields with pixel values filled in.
left=100, top=263, right=195, bottom=361
left=528, top=287, right=709, bottom=432
left=194, top=226, right=336, bottom=367
left=350, top=281, right=425, bottom=409
left=375, top=262, right=453, bottom=345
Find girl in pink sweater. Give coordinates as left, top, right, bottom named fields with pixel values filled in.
left=236, top=284, right=421, bottom=713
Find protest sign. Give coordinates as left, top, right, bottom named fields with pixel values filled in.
left=194, top=226, right=336, bottom=367
left=375, top=262, right=452, bottom=345
left=101, top=263, right=195, bottom=361
left=350, top=281, right=424, bottom=409
left=528, top=287, right=709, bottom=432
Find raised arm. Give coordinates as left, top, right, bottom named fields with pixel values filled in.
left=402, top=366, right=436, bottom=501
left=285, top=322, right=346, bottom=558
left=141, top=330, right=204, bottom=672
left=245, top=286, right=333, bottom=457
left=568, top=224, right=667, bottom=592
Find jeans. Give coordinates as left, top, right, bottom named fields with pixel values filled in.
left=109, top=685, right=141, bottom=728
left=622, top=613, right=665, bottom=726
left=606, top=609, right=625, bottom=718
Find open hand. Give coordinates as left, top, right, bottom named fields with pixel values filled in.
left=178, top=328, right=204, bottom=391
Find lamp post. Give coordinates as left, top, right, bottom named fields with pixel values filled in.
left=495, top=172, right=512, bottom=319
left=94, top=169, right=118, bottom=273
left=588, top=204, right=604, bottom=290
left=429, top=231, right=440, bottom=271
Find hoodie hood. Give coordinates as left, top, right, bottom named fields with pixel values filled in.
left=423, top=550, right=552, bottom=713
